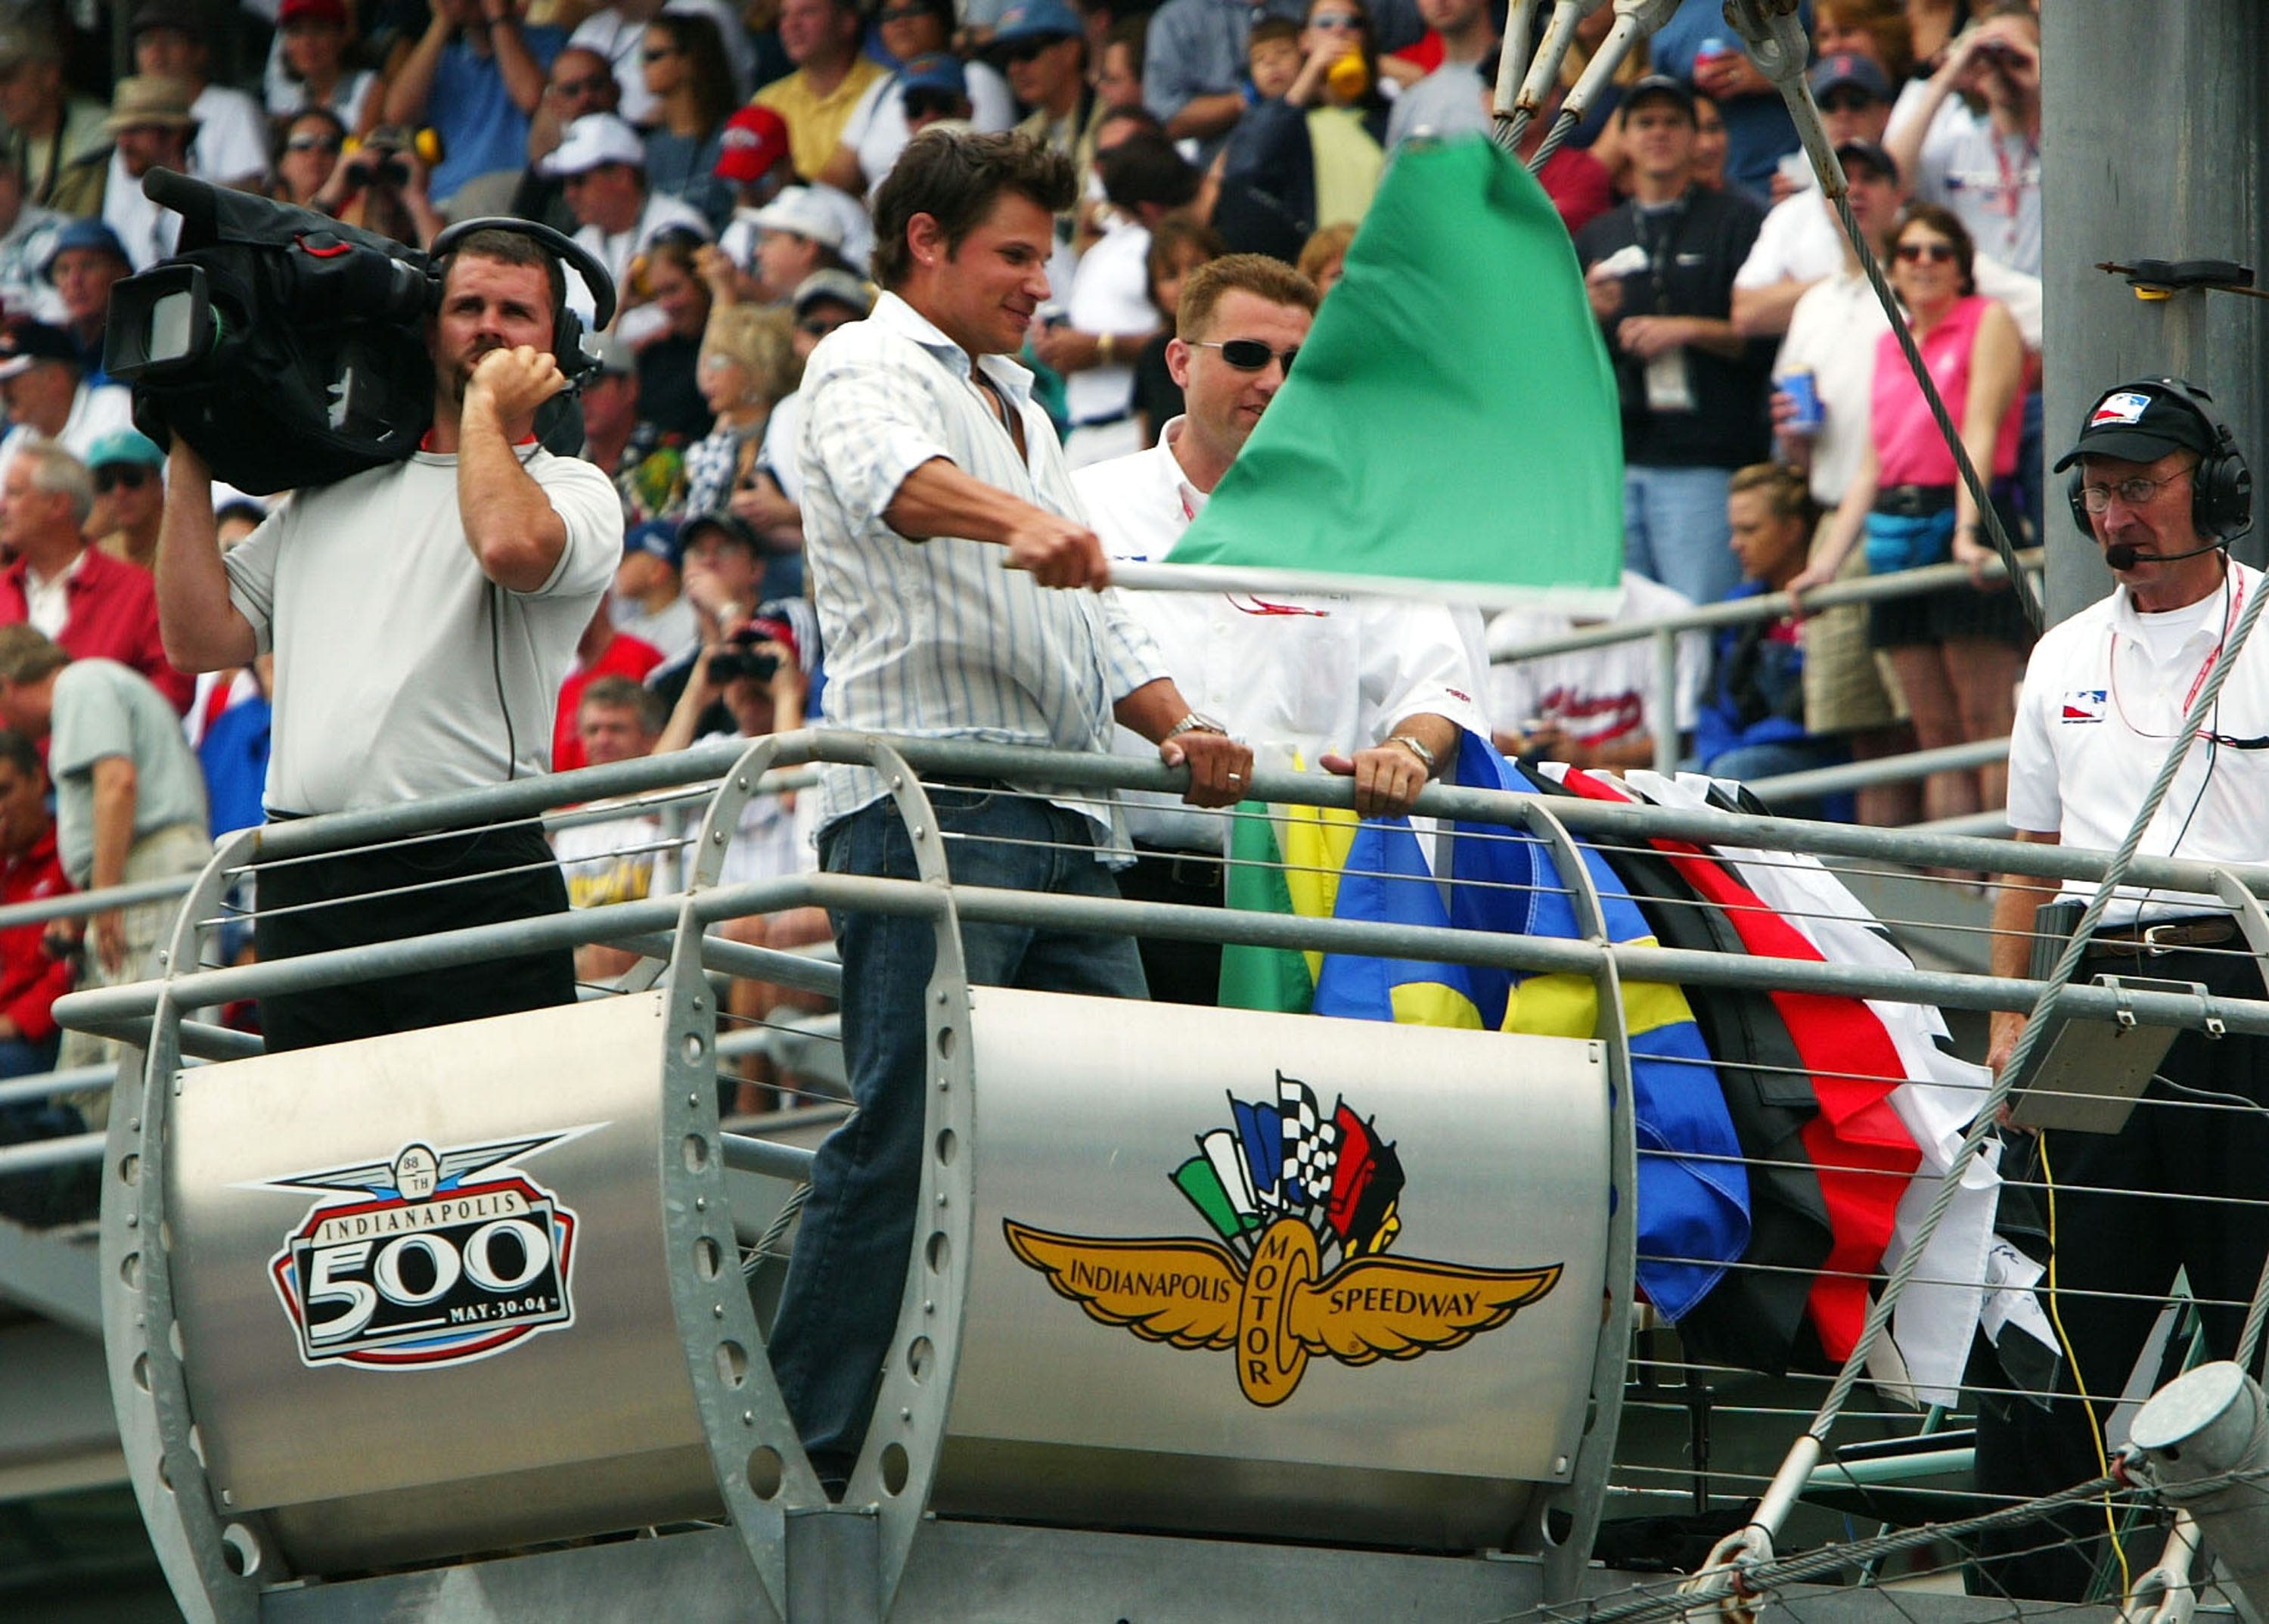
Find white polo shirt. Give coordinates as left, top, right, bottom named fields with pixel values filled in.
left=2007, top=561, right=2269, bottom=924
left=1075, top=418, right=1490, bottom=852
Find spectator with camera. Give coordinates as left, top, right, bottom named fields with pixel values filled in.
left=1886, top=5, right=2041, bottom=277
left=644, top=510, right=781, bottom=725
left=153, top=225, right=626, bottom=1051
left=321, top=125, right=449, bottom=250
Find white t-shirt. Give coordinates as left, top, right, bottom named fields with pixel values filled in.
left=758, top=389, right=805, bottom=506
left=1773, top=269, right=1892, bottom=508
left=1487, top=573, right=1706, bottom=751
left=191, top=82, right=274, bottom=186
left=222, top=448, right=625, bottom=814
left=2007, top=564, right=2269, bottom=924
left=0, top=384, right=135, bottom=493
left=102, top=154, right=182, bottom=269
left=837, top=61, right=1015, bottom=197
left=1916, top=119, right=2040, bottom=277
left=1063, top=216, right=1154, bottom=428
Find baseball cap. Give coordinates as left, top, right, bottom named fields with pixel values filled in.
left=2053, top=381, right=2220, bottom=472
left=1808, top=51, right=1892, bottom=104
left=738, top=601, right=803, bottom=672
left=0, top=318, right=81, bottom=377
left=542, top=112, right=645, bottom=178
left=793, top=268, right=873, bottom=318
left=990, top=0, right=1082, bottom=48
left=85, top=429, right=165, bottom=470
left=715, top=104, right=790, bottom=184
left=1834, top=138, right=1898, bottom=184
left=679, top=511, right=762, bottom=556
left=278, top=0, right=349, bottom=24
left=625, top=518, right=681, bottom=568
left=129, top=0, right=198, bottom=36
left=1624, top=73, right=1696, bottom=120
left=42, top=218, right=130, bottom=279
left=899, top=52, right=967, bottom=97
left=750, top=186, right=846, bottom=250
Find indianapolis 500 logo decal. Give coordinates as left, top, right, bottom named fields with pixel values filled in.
left=1004, top=1074, right=1562, bottom=1406
left=260, top=1131, right=593, bottom=1371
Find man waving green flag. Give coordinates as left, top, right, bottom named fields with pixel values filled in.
left=1163, top=137, right=1623, bottom=604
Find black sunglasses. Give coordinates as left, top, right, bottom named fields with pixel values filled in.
left=95, top=465, right=154, bottom=492
left=641, top=45, right=677, bottom=61
left=285, top=132, right=343, bottom=154
left=1000, top=38, right=1060, bottom=63
left=1196, top=338, right=1299, bottom=372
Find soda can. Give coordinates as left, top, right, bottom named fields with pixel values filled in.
left=1780, top=370, right=1824, bottom=433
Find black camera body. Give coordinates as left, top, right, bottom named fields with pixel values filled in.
left=709, top=629, right=781, bottom=686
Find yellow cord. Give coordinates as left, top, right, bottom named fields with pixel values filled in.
left=2039, top=1134, right=2132, bottom=1595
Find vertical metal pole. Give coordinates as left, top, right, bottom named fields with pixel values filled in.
left=2041, top=3, right=2268, bottom=623
left=1651, top=626, right=1679, bottom=777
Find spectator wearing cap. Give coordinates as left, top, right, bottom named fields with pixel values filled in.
left=511, top=45, right=622, bottom=236
left=645, top=511, right=769, bottom=727
left=552, top=597, right=664, bottom=772
left=1730, top=54, right=1898, bottom=340
left=0, top=319, right=132, bottom=483
left=996, top=0, right=1099, bottom=168
left=0, top=441, right=191, bottom=714
left=742, top=268, right=871, bottom=545
left=566, top=0, right=756, bottom=132
left=0, top=624, right=207, bottom=1093
left=684, top=303, right=802, bottom=522
left=702, top=105, right=798, bottom=303
left=823, top=0, right=1016, bottom=202
left=128, top=0, right=272, bottom=190
left=50, top=77, right=197, bottom=270
left=638, top=12, right=739, bottom=229
left=380, top=0, right=568, bottom=210
left=0, top=157, right=65, bottom=328
left=265, top=0, right=384, bottom=131
left=0, top=27, right=107, bottom=212
left=85, top=431, right=168, bottom=572
left=551, top=111, right=714, bottom=342
left=612, top=518, right=700, bottom=660
left=1142, top=0, right=1306, bottom=156
left=1644, top=0, right=1802, bottom=203
left=581, top=332, right=691, bottom=522
left=1574, top=73, right=1771, bottom=610
left=744, top=184, right=858, bottom=305
left=45, top=222, right=130, bottom=391
left=755, top=0, right=888, bottom=184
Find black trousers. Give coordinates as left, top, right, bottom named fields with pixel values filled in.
left=1112, top=845, right=1225, bottom=1007
left=1973, top=941, right=2269, bottom=1600
left=253, top=821, right=577, bottom=1053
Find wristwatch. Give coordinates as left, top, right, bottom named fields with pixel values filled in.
left=1163, top=711, right=1228, bottom=741
left=1385, top=733, right=1438, bottom=772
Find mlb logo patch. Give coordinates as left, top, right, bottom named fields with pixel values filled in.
left=2091, top=392, right=2153, bottom=428
left=2061, top=690, right=2107, bottom=722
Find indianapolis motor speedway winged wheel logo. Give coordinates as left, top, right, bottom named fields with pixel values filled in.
left=263, top=1132, right=588, bottom=1371
left=1004, top=1074, right=1562, bottom=1406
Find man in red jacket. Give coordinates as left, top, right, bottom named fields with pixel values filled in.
left=0, top=727, right=68, bottom=1077
left=0, top=439, right=191, bottom=713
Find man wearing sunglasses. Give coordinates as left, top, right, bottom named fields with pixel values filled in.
left=1075, top=253, right=1486, bottom=1005
left=1979, top=377, right=2269, bottom=1601
left=85, top=430, right=166, bottom=574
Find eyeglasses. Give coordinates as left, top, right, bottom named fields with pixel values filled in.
left=641, top=45, right=677, bottom=61
left=1196, top=338, right=1299, bottom=372
left=551, top=73, right=613, bottom=97
left=1894, top=239, right=1958, bottom=263
left=798, top=315, right=849, bottom=337
left=2079, top=467, right=2196, bottom=514
left=95, top=466, right=154, bottom=492
left=999, top=39, right=1059, bottom=63
left=1308, top=11, right=1364, bottom=27
left=285, top=132, right=343, bottom=154
left=904, top=88, right=964, bottom=118
left=697, top=352, right=741, bottom=373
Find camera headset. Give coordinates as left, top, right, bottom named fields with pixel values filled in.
left=427, top=216, right=619, bottom=399
left=2065, top=376, right=2254, bottom=568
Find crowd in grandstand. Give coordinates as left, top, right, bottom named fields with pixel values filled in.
left=0, top=0, right=2046, bottom=1197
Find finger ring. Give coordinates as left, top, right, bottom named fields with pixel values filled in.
left=1227, top=772, right=1243, bottom=782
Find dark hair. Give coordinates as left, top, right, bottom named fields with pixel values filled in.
left=1106, top=14, right=1147, bottom=77
left=1895, top=200, right=1976, bottom=296
left=275, top=104, right=346, bottom=164
left=1094, top=104, right=1166, bottom=148
left=441, top=226, right=569, bottom=324
left=1178, top=252, right=1318, bottom=338
left=1304, top=0, right=1385, bottom=113
left=1097, top=129, right=1198, bottom=213
left=1812, top=0, right=1914, bottom=82
left=647, top=13, right=737, bottom=138
left=1144, top=215, right=1221, bottom=311
left=871, top=129, right=1076, bottom=290
left=1249, top=16, right=1299, bottom=51
left=0, top=727, right=42, bottom=782
left=890, top=0, right=957, bottom=34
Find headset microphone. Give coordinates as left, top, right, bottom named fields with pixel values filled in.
left=2104, top=539, right=2227, bottom=571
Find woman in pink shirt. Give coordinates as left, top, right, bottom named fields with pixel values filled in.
left=1794, top=203, right=2029, bottom=824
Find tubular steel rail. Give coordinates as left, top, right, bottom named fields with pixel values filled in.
left=16, top=729, right=2269, bottom=1622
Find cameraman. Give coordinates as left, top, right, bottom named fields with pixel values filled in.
left=154, top=227, right=626, bottom=1051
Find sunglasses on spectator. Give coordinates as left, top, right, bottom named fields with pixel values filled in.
left=552, top=73, right=613, bottom=96
left=1000, top=39, right=1061, bottom=63
left=798, top=315, right=850, bottom=337
left=1894, top=240, right=1958, bottom=263
left=286, top=132, right=343, bottom=154
left=904, top=88, right=965, bottom=119
left=1308, top=11, right=1364, bottom=27
left=877, top=4, right=932, bottom=20
left=1818, top=91, right=1878, bottom=113
left=95, top=466, right=154, bottom=492
left=1196, top=339, right=1299, bottom=372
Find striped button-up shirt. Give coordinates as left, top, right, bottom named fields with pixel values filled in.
left=798, top=290, right=1169, bottom=855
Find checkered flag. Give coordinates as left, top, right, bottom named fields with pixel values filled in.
left=1277, top=1072, right=1339, bottom=1206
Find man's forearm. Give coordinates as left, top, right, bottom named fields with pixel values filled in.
left=89, top=763, right=138, bottom=893
left=883, top=456, right=1051, bottom=547
left=458, top=396, right=568, bottom=590
left=383, top=21, right=449, bottom=123
left=1113, top=677, right=1200, bottom=744
left=1166, top=92, right=1245, bottom=141
left=155, top=443, right=256, bottom=672
left=487, top=17, right=548, bottom=112
left=1383, top=711, right=1460, bottom=775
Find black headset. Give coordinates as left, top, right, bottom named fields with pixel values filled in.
left=427, top=216, right=619, bottom=391
left=2065, top=376, right=2254, bottom=542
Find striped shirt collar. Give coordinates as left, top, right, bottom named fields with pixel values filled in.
left=870, top=288, right=1039, bottom=411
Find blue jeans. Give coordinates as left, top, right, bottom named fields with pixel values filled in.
left=1625, top=465, right=1740, bottom=608
left=1705, top=738, right=1853, bottom=822
left=766, top=788, right=1148, bottom=1467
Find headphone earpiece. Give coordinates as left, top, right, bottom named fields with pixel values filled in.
left=424, top=216, right=618, bottom=392
left=2068, top=377, right=2254, bottom=544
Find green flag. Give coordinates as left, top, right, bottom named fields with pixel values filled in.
left=1165, top=136, right=1622, bottom=601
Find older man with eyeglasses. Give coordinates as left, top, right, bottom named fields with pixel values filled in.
left=1976, top=377, right=2269, bottom=1602
left=1073, top=253, right=1487, bottom=1005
